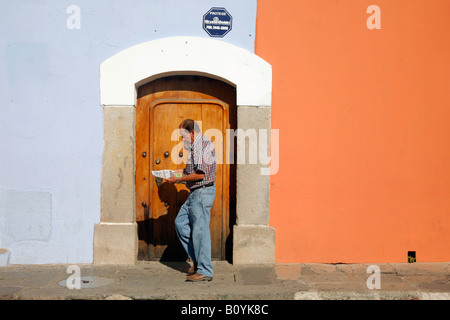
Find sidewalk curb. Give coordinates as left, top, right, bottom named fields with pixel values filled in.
left=294, top=291, right=450, bottom=300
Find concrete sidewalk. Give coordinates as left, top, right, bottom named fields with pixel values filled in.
left=0, top=261, right=449, bottom=300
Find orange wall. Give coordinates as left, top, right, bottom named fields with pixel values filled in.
left=256, top=0, right=450, bottom=263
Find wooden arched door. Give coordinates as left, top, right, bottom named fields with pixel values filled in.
left=136, top=76, right=236, bottom=261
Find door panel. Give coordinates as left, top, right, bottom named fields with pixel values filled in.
left=150, top=103, right=184, bottom=259
left=201, top=103, right=225, bottom=258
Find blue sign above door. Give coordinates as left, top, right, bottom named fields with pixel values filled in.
left=203, top=7, right=233, bottom=38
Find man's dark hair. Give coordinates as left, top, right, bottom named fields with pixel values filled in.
left=179, top=119, right=200, bottom=133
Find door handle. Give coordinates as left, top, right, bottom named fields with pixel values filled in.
left=155, top=158, right=161, bottom=164
left=164, top=151, right=170, bottom=158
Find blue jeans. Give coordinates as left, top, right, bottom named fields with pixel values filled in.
left=175, top=185, right=216, bottom=277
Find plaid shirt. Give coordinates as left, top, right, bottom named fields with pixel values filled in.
left=183, top=133, right=217, bottom=190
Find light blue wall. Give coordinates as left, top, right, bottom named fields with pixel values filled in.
left=0, top=0, right=257, bottom=264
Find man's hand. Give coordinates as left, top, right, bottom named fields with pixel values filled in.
left=166, top=175, right=177, bottom=184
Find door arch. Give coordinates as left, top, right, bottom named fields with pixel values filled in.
left=94, top=36, right=274, bottom=265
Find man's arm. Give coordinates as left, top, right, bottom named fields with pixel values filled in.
left=166, top=171, right=205, bottom=184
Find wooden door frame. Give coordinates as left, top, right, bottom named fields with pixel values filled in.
left=94, top=36, right=274, bottom=265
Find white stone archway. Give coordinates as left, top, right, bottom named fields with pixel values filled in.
left=94, top=36, right=275, bottom=265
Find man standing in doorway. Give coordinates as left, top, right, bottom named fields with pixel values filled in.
left=166, top=119, right=217, bottom=281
